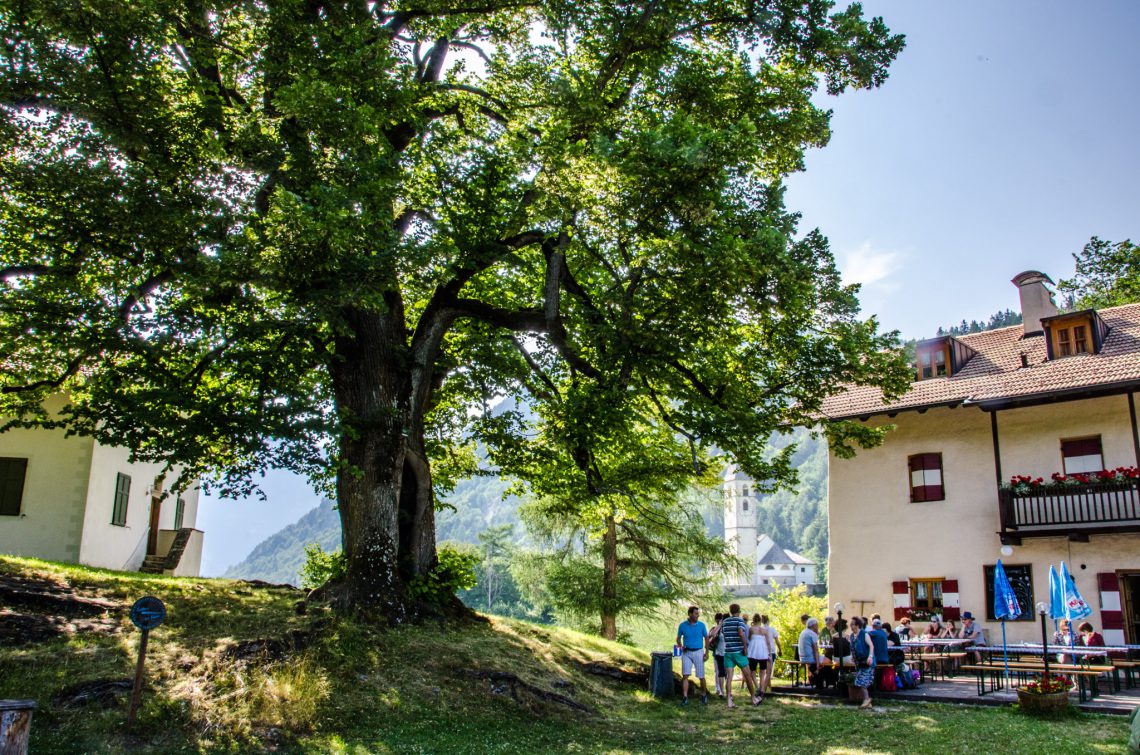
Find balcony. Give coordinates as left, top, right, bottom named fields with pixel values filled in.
left=998, top=478, right=1140, bottom=543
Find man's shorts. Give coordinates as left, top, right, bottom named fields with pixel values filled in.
left=724, top=651, right=749, bottom=670
left=681, top=649, right=705, bottom=678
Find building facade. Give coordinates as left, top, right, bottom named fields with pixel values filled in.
left=723, top=465, right=817, bottom=595
left=0, top=396, right=203, bottom=575
left=823, top=272, right=1140, bottom=645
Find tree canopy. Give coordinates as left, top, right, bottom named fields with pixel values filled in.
left=1059, top=236, right=1140, bottom=309
left=0, top=0, right=908, bottom=615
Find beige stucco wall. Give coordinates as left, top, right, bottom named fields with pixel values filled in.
left=828, top=395, right=1140, bottom=644
left=77, top=443, right=169, bottom=572
left=155, top=528, right=204, bottom=577
left=0, top=420, right=94, bottom=563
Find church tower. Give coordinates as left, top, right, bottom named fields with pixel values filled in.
left=723, top=464, right=757, bottom=583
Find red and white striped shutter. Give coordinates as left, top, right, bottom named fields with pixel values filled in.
left=1098, top=573, right=1125, bottom=646
left=893, top=581, right=910, bottom=620
left=941, top=579, right=960, bottom=621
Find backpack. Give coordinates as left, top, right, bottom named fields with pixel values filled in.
left=896, top=662, right=918, bottom=689
left=878, top=666, right=897, bottom=692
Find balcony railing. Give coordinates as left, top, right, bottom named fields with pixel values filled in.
left=998, top=478, right=1140, bottom=540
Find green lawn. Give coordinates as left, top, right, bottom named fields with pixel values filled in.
left=0, top=557, right=1130, bottom=753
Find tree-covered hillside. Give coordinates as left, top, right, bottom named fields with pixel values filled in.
left=223, top=499, right=341, bottom=585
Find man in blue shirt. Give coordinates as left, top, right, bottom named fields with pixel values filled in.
left=675, top=606, right=709, bottom=705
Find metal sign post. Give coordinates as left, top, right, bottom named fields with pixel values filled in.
left=127, top=596, right=166, bottom=725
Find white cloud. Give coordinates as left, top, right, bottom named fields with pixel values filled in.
left=839, top=241, right=905, bottom=291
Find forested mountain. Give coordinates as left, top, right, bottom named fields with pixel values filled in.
left=223, top=498, right=340, bottom=585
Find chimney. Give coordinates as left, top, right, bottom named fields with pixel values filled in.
left=1011, top=270, right=1058, bottom=336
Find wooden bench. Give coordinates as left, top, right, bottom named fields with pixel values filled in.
left=988, top=660, right=1119, bottom=695
left=960, top=664, right=1007, bottom=696
left=1112, top=659, right=1139, bottom=689
left=974, top=662, right=1106, bottom=702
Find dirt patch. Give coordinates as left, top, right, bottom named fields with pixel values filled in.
left=0, top=610, right=121, bottom=645
left=218, top=630, right=315, bottom=665
left=52, top=678, right=133, bottom=709
left=0, top=574, right=121, bottom=618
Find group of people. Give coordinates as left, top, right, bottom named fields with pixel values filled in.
left=675, top=606, right=997, bottom=711
left=674, top=604, right=778, bottom=708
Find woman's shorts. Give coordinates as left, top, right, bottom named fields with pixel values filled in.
left=748, top=658, right=769, bottom=674
left=714, top=653, right=726, bottom=677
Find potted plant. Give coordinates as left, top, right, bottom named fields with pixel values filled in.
left=1017, top=673, right=1072, bottom=713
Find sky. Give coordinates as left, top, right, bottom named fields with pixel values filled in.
left=197, top=0, right=1140, bottom=575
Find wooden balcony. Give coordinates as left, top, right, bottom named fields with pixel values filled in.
left=998, top=478, right=1140, bottom=543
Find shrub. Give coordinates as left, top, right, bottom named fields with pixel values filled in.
left=760, top=585, right=828, bottom=660
left=408, top=545, right=478, bottom=605
left=299, top=543, right=347, bottom=590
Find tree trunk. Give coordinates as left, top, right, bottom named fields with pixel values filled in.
left=325, top=305, right=437, bottom=619
left=601, top=513, right=619, bottom=640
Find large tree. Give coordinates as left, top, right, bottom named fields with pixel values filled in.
left=0, top=0, right=906, bottom=617
left=1059, top=236, right=1140, bottom=309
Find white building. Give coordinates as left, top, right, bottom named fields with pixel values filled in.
left=723, top=465, right=817, bottom=595
left=0, top=395, right=203, bottom=576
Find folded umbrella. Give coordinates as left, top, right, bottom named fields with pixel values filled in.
left=993, top=559, right=1021, bottom=679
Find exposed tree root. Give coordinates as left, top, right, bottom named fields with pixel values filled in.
left=461, top=669, right=593, bottom=714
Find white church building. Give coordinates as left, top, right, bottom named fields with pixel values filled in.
left=722, top=465, right=818, bottom=596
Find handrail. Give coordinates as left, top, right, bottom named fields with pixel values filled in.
left=998, top=478, right=1140, bottom=531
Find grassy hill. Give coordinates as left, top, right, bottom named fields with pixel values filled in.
left=0, top=556, right=1129, bottom=754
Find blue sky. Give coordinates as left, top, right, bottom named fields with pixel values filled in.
left=197, top=0, right=1140, bottom=575
left=786, top=0, right=1140, bottom=339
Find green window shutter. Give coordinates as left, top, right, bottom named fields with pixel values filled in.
left=0, top=458, right=28, bottom=516
left=112, top=473, right=131, bottom=526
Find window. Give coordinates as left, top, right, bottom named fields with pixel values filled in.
left=742, top=485, right=749, bottom=497
left=983, top=564, right=1034, bottom=622
left=908, top=453, right=944, bottom=502
left=800, top=567, right=806, bottom=573
left=174, top=497, right=186, bottom=530
left=1062, top=437, right=1103, bottom=474
left=1050, top=316, right=1094, bottom=357
left=915, top=342, right=951, bottom=380
left=0, top=458, right=28, bottom=516
left=911, top=578, right=944, bottom=612
left=111, top=473, right=131, bottom=526
left=742, top=498, right=748, bottom=511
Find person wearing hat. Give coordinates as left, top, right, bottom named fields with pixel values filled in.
left=961, top=611, right=985, bottom=663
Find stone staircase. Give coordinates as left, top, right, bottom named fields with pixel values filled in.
left=138, top=528, right=195, bottom=574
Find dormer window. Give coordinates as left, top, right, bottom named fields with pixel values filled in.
left=914, top=336, right=977, bottom=381
left=1042, top=310, right=1108, bottom=359
left=917, top=342, right=950, bottom=379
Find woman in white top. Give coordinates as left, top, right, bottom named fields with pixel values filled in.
left=748, top=614, right=773, bottom=695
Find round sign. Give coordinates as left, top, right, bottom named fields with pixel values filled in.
left=130, top=596, right=167, bottom=631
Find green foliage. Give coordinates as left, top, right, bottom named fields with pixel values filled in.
left=1059, top=236, right=1140, bottom=309
left=408, top=544, right=478, bottom=605
left=0, top=0, right=910, bottom=605
left=299, top=543, right=347, bottom=590
left=760, top=586, right=829, bottom=661
left=518, top=484, right=740, bottom=633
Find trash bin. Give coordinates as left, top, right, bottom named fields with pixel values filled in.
left=649, top=652, right=674, bottom=698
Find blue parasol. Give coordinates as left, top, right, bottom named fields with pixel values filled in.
left=992, top=560, right=1022, bottom=678
left=1060, top=561, right=1092, bottom=660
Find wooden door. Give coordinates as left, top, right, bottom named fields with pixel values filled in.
left=146, top=496, right=161, bottom=556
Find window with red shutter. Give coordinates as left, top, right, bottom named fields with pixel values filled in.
left=908, top=453, right=944, bottom=502
left=1061, top=436, right=1103, bottom=474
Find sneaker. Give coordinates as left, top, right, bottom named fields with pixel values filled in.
left=752, top=695, right=762, bottom=706
left=701, top=695, right=708, bottom=705
left=680, top=697, right=689, bottom=706
left=726, top=700, right=736, bottom=709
